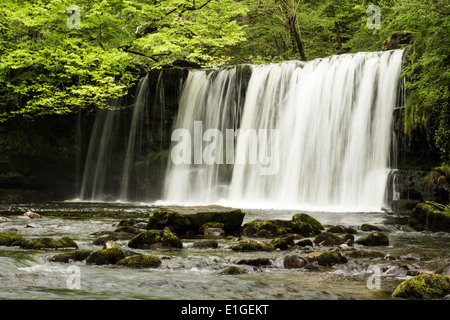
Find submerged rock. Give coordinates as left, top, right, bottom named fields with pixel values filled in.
left=50, top=250, right=93, bottom=263
left=231, top=241, right=275, bottom=252
left=237, top=258, right=272, bottom=267
left=271, top=235, right=296, bottom=250
left=393, top=274, right=450, bottom=299
left=192, top=240, right=219, bottom=249
left=86, top=247, right=126, bottom=265
left=0, top=233, right=25, bottom=246
left=283, top=255, right=308, bottom=269
left=20, top=237, right=78, bottom=250
left=355, top=232, right=389, bottom=246
left=360, top=224, right=383, bottom=232
left=307, top=251, right=348, bottom=266
left=116, top=255, right=162, bottom=268
left=128, top=230, right=183, bottom=249
left=147, top=205, right=245, bottom=236
left=221, top=266, right=244, bottom=275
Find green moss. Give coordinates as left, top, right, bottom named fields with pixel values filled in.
left=116, top=255, right=162, bottom=268
left=128, top=230, right=183, bottom=249
left=0, top=233, right=25, bottom=246
left=316, top=252, right=348, bottom=266
left=292, top=213, right=324, bottom=232
left=192, top=240, right=219, bottom=249
left=51, top=250, right=93, bottom=263
left=313, top=232, right=344, bottom=246
left=241, top=217, right=315, bottom=238
left=20, top=237, right=78, bottom=250
left=355, top=232, right=390, bottom=246
left=231, top=241, right=275, bottom=252
left=221, top=266, right=244, bottom=275
left=409, top=202, right=450, bottom=232
left=86, top=247, right=126, bottom=265
left=393, top=274, right=450, bottom=299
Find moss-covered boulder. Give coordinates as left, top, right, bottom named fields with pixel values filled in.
left=307, top=251, right=348, bottom=267
left=192, top=240, right=219, bottom=249
left=271, top=235, right=295, bottom=250
left=292, top=213, right=324, bottom=233
left=86, top=247, right=126, bottom=265
left=20, top=237, right=78, bottom=250
left=283, top=255, right=308, bottom=269
left=147, top=205, right=245, bottom=235
left=128, top=230, right=183, bottom=249
left=393, top=274, right=450, bottom=299
left=50, top=250, right=93, bottom=263
left=360, top=224, right=383, bottom=232
left=409, top=201, right=450, bottom=233
left=355, top=232, right=389, bottom=246
left=231, top=241, right=275, bottom=252
left=0, top=233, right=25, bottom=246
left=242, top=218, right=314, bottom=238
left=221, top=266, right=244, bottom=275
left=313, top=232, right=344, bottom=246
left=237, top=258, right=272, bottom=267
left=116, top=255, right=162, bottom=268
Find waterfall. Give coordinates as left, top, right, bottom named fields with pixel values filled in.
left=163, top=50, right=404, bottom=211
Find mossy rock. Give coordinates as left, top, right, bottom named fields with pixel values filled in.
left=51, top=250, right=93, bottom=263
left=292, top=213, right=324, bottom=233
left=283, top=255, right=308, bottom=269
left=295, top=239, right=314, bottom=247
left=271, top=235, right=295, bottom=250
left=347, top=250, right=385, bottom=259
left=409, top=201, right=450, bottom=232
left=192, top=240, right=219, bottom=249
left=435, top=262, right=450, bottom=276
left=128, top=230, right=183, bottom=249
left=0, top=233, right=25, bottom=246
left=242, top=218, right=314, bottom=238
left=147, top=205, right=245, bottom=235
left=393, top=274, right=450, bottom=299
left=355, top=232, right=389, bottom=246
left=327, top=225, right=357, bottom=234
left=313, top=232, right=344, bottom=246
left=20, top=237, right=78, bottom=250
left=231, top=241, right=275, bottom=252
left=86, top=247, right=126, bottom=265
left=360, top=224, right=383, bottom=232
left=308, top=251, right=348, bottom=267
left=221, top=266, right=244, bottom=275
left=237, top=258, right=272, bottom=267
left=116, top=255, right=162, bottom=268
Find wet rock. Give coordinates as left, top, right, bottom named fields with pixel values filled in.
left=342, top=233, right=354, bottom=245
left=50, top=250, right=93, bottom=263
left=147, top=205, right=245, bottom=236
left=327, top=225, right=357, bottom=234
left=202, top=227, right=225, bottom=237
left=242, top=218, right=313, bottom=238
left=360, top=224, right=383, bottom=232
left=313, top=232, right=344, bottom=246
left=292, top=213, right=324, bottom=233
left=355, top=232, right=389, bottom=246
left=409, top=201, right=450, bottom=233
left=393, top=274, right=450, bottom=299
left=221, top=266, right=244, bottom=275
left=92, top=234, right=121, bottom=246
left=20, top=237, right=78, bottom=250
left=128, top=230, right=183, bottom=249
left=231, top=241, right=275, bottom=252
left=116, top=254, right=162, bottom=268
left=307, top=251, right=348, bottom=266
left=114, top=226, right=142, bottom=234
left=0, top=232, right=25, bottom=246
left=435, top=262, right=450, bottom=276
left=271, top=235, right=295, bottom=250
left=237, top=258, right=272, bottom=267
left=283, top=255, right=308, bottom=269
left=347, top=250, right=385, bottom=259
left=103, top=240, right=121, bottom=249
left=295, top=239, right=313, bottom=247
left=192, top=240, right=219, bottom=249
left=86, top=247, right=126, bottom=265
left=23, top=211, right=42, bottom=219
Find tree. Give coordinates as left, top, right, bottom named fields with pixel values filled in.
left=0, top=0, right=248, bottom=121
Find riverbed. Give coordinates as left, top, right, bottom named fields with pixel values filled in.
left=1, top=202, right=449, bottom=300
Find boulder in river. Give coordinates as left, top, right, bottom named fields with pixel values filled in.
left=20, top=237, right=78, bottom=249
left=147, top=205, right=245, bottom=236
left=313, top=232, right=344, bottom=246
left=409, top=201, right=450, bottom=233
left=355, top=232, right=389, bottom=246
left=0, top=233, right=25, bottom=246
left=86, top=247, right=126, bottom=265
left=393, top=274, right=450, bottom=299
left=128, top=230, right=183, bottom=249
left=116, top=254, right=162, bottom=268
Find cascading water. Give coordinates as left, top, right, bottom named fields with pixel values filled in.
left=163, top=50, right=404, bottom=211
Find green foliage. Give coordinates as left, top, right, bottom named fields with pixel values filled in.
left=0, top=0, right=248, bottom=120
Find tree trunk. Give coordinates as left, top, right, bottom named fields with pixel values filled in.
left=289, top=17, right=307, bottom=61
left=335, top=21, right=343, bottom=53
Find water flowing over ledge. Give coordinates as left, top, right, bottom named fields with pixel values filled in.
left=79, top=50, right=404, bottom=212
